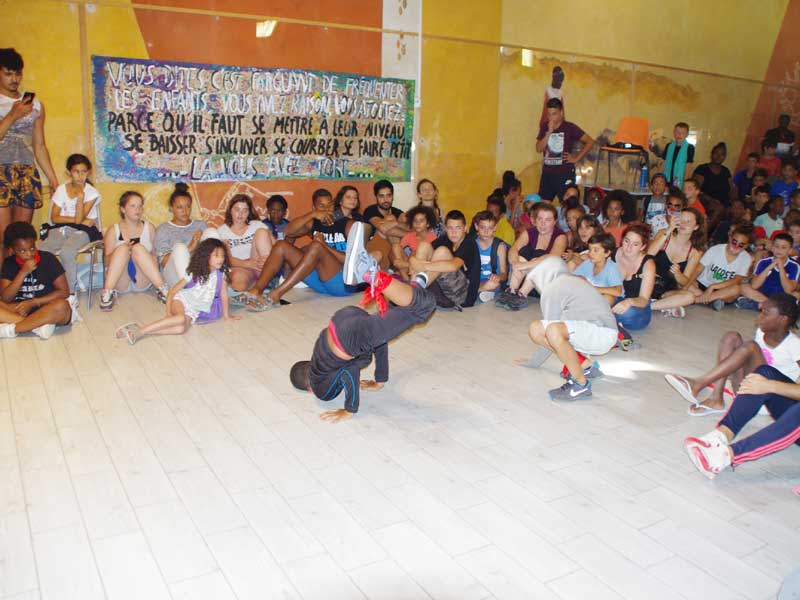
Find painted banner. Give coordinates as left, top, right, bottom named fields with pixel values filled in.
left=91, top=55, right=414, bottom=182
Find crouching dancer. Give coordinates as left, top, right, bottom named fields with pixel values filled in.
left=290, top=221, right=436, bottom=422
left=516, top=256, right=618, bottom=401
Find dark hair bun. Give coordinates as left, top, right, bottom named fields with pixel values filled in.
left=174, top=182, right=189, bottom=193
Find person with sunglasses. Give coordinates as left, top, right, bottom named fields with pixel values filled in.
left=689, top=223, right=753, bottom=311
left=647, top=187, right=686, bottom=239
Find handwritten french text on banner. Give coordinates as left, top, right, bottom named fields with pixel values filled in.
left=91, top=56, right=415, bottom=182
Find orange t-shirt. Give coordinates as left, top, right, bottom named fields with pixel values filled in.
left=758, top=156, right=781, bottom=177
left=401, top=230, right=435, bottom=253
left=604, top=223, right=625, bottom=247
left=688, top=199, right=707, bottom=216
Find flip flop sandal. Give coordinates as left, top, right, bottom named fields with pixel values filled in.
left=664, top=374, right=698, bottom=404
left=229, top=293, right=249, bottom=307
left=687, top=403, right=726, bottom=417
left=114, top=322, right=137, bottom=340
left=245, top=295, right=281, bottom=312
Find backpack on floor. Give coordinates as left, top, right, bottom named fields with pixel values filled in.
left=434, top=269, right=468, bottom=308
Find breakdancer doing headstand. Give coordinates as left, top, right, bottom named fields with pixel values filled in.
left=290, top=221, right=436, bottom=422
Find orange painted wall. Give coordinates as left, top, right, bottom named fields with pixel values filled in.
left=130, top=1, right=384, bottom=221
left=738, top=0, right=800, bottom=166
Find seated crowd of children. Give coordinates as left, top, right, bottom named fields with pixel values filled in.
left=2, top=148, right=800, bottom=483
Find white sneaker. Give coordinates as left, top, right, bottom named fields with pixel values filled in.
left=32, top=323, right=56, bottom=340
left=0, top=323, right=16, bottom=339
left=343, top=221, right=377, bottom=285
left=478, top=290, right=495, bottom=303
left=99, top=289, right=116, bottom=312
left=684, top=429, right=728, bottom=450
left=684, top=433, right=732, bottom=479
left=68, top=294, right=82, bottom=324
left=662, top=307, right=686, bottom=318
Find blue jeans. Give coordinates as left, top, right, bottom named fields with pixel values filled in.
left=613, top=298, right=651, bottom=330
left=719, top=365, right=800, bottom=465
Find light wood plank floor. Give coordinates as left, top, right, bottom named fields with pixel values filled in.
left=1, top=288, right=797, bottom=600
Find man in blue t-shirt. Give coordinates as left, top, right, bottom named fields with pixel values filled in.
left=737, top=233, right=799, bottom=309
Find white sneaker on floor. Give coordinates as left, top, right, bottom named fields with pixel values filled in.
left=478, top=290, right=495, bottom=303
left=0, top=323, right=16, bottom=339
left=684, top=433, right=732, bottom=479
left=662, top=307, right=686, bottom=318
left=32, top=323, right=56, bottom=340
left=68, top=294, right=82, bottom=324
left=684, top=429, right=729, bottom=450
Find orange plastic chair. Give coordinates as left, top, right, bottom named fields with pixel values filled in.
left=595, top=117, right=650, bottom=187
left=613, top=117, right=649, bottom=149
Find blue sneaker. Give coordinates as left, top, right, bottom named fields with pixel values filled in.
left=735, top=296, right=759, bottom=311
left=343, top=221, right=377, bottom=285
left=549, top=377, right=592, bottom=402
left=561, top=361, right=602, bottom=380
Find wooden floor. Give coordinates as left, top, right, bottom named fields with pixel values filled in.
left=1, top=287, right=798, bottom=600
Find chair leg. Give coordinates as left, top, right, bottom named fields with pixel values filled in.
left=87, top=249, right=95, bottom=310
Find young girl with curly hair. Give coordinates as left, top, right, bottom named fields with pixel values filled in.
left=115, top=238, right=238, bottom=344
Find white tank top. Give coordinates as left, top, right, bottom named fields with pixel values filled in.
left=112, top=221, right=153, bottom=252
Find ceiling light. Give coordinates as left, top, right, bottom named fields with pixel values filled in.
left=256, top=20, right=277, bottom=38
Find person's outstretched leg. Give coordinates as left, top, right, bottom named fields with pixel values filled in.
left=684, top=366, right=799, bottom=478
left=266, top=240, right=341, bottom=303
left=248, top=240, right=304, bottom=295
left=667, top=332, right=763, bottom=409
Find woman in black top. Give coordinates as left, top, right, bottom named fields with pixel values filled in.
left=693, top=142, right=735, bottom=207
left=613, top=222, right=656, bottom=331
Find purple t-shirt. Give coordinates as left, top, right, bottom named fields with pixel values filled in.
left=537, top=120, right=585, bottom=174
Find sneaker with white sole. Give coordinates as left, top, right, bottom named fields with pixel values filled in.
left=0, top=323, right=16, bottom=339
left=156, top=285, right=169, bottom=304
left=684, top=429, right=729, bottom=451
left=343, top=221, right=377, bottom=285
left=711, top=299, right=725, bottom=312
left=32, top=323, right=56, bottom=340
left=561, top=361, right=602, bottom=380
left=735, top=296, right=759, bottom=311
left=99, top=289, right=116, bottom=312
left=684, top=436, right=731, bottom=479
left=549, top=377, right=592, bottom=401
left=661, top=306, right=686, bottom=318
left=67, top=294, right=82, bottom=324
left=478, top=290, right=495, bottom=303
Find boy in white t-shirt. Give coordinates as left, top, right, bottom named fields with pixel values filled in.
left=690, top=224, right=753, bottom=311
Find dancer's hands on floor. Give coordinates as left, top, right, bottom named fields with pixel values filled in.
left=360, top=380, right=384, bottom=391
left=320, top=409, right=353, bottom=423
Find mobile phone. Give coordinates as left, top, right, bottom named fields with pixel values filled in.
left=22, top=91, right=35, bottom=103
left=130, top=237, right=141, bottom=245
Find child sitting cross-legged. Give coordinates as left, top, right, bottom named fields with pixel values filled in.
left=115, top=238, right=239, bottom=344
left=573, top=232, right=622, bottom=306
left=473, top=210, right=508, bottom=302
left=0, top=222, right=74, bottom=339
left=736, top=232, right=799, bottom=310
left=393, top=205, right=436, bottom=280
left=690, top=223, right=753, bottom=311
